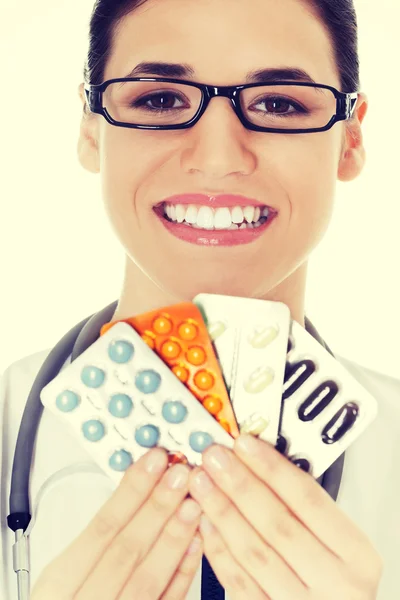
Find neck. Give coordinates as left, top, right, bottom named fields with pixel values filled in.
left=110, top=256, right=308, bottom=328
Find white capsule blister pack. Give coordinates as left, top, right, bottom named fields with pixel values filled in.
left=278, top=319, right=379, bottom=478
left=40, top=322, right=234, bottom=486
left=194, top=294, right=291, bottom=445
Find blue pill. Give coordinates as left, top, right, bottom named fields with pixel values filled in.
left=189, top=431, right=214, bottom=453
left=109, top=449, right=133, bottom=472
left=162, top=401, right=188, bottom=424
left=108, top=340, right=134, bottom=364
left=135, top=370, right=161, bottom=394
left=135, top=424, right=160, bottom=447
left=82, top=419, right=105, bottom=442
left=56, top=390, right=80, bottom=412
left=108, top=394, right=133, bottom=418
left=81, top=366, right=105, bottom=388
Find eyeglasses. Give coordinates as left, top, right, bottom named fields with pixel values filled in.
left=84, top=77, right=359, bottom=134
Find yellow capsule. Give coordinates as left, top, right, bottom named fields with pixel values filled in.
left=243, top=366, right=274, bottom=393
left=207, top=321, right=227, bottom=341
left=247, top=325, right=279, bottom=349
left=240, top=414, right=269, bottom=436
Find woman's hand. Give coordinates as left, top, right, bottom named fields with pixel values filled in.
left=32, top=448, right=203, bottom=600
left=189, top=434, right=384, bottom=600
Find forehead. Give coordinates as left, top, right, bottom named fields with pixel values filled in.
left=105, top=0, right=339, bottom=87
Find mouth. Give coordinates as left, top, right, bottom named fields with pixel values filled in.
left=153, top=202, right=278, bottom=247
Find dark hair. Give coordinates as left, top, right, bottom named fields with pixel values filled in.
left=82, top=0, right=360, bottom=115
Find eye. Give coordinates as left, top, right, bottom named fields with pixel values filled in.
left=134, top=92, right=187, bottom=112
left=251, top=95, right=306, bottom=115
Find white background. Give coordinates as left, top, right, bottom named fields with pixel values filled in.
left=0, top=0, right=399, bottom=377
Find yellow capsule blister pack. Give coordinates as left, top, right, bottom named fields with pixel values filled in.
left=101, top=302, right=239, bottom=439
left=194, top=294, right=291, bottom=445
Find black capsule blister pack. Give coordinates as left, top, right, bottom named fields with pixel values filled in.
left=276, top=319, right=378, bottom=478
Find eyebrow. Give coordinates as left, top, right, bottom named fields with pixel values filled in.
left=123, top=61, right=317, bottom=84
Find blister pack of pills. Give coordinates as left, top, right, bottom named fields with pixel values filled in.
left=277, top=319, right=379, bottom=478
left=100, top=303, right=239, bottom=437
left=194, top=294, right=291, bottom=445
left=40, top=322, right=234, bottom=486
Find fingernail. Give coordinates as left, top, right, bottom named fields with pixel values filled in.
left=166, top=464, right=190, bottom=489
left=199, top=514, right=214, bottom=535
left=203, top=446, right=231, bottom=471
left=191, top=470, right=215, bottom=496
left=187, top=534, right=202, bottom=555
left=178, top=499, right=202, bottom=523
left=235, top=433, right=261, bottom=455
left=144, top=448, right=168, bottom=473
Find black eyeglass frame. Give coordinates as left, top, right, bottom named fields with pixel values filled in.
left=84, top=77, right=359, bottom=135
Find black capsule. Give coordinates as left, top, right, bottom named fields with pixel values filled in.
left=290, top=457, right=311, bottom=473
left=275, top=434, right=288, bottom=455
left=283, top=359, right=316, bottom=400
left=321, top=402, right=359, bottom=444
left=298, top=380, right=339, bottom=422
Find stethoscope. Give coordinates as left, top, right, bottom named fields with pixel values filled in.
left=6, top=299, right=345, bottom=600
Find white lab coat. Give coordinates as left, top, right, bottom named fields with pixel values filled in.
left=1, top=347, right=399, bottom=600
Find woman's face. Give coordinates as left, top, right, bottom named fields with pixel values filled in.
left=78, top=0, right=367, bottom=302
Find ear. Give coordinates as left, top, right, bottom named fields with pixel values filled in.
left=77, top=82, right=101, bottom=174
left=337, top=92, right=368, bottom=182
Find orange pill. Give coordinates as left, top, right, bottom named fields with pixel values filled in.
left=172, top=364, right=190, bottom=383
left=186, top=346, right=206, bottom=366
left=161, top=339, right=181, bottom=359
left=202, top=395, right=223, bottom=415
left=218, top=418, right=231, bottom=434
left=194, top=370, right=215, bottom=391
left=142, top=334, right=155, bottom=349
left=168, top=452, right=188, bottom=466
left=153, top=315, right=172, bottom=335
left=178, top=321, right=198, bottom=341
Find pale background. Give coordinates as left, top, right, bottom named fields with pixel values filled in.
left=0, top=0, right=399, bottom=377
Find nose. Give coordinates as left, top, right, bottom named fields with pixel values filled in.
left=181, top=95, right=257, bottom=179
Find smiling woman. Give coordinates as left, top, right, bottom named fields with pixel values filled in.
left=3, top=1, right=400, bottom=600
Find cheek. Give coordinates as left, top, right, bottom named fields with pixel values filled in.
left=280, top=135, right=339, bottom=223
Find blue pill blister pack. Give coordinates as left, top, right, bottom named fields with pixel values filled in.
left=194, top=294, right=291, bottom=446
left=40, top=322, right=234, bottom=485
left=278, top=319, right=379, bottom=478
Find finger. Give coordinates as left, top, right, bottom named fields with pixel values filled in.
left=201, top=444, right=343, bottom=589
left=42, top=448, right=169, bottom=596
left=120, top=499, right=202, bottom=600
left=233, top=434, right=372, bottom=561
left=199, top=514, right=268, bottom=600
left=161, top=533, right=203, bottom=600
left=190, top=468, right=309, bottom=599
left=79, top=462, right=192, bottom=598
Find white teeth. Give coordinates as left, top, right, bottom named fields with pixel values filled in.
left=185, top=204, right=198, bottom=224
left=175, top=204, right=186, bottom=223
left=163, top=202, right=272, bottom=230
left=231, top=206, right=244, bottom=224
left=243, top=206, right=255, bottom=223
left=214, top=207, right=233, bottom=230
left=196, top=206, right=214, bottom=229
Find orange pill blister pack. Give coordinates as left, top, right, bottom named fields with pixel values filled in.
left=101, top=303, right=239, bottom=438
